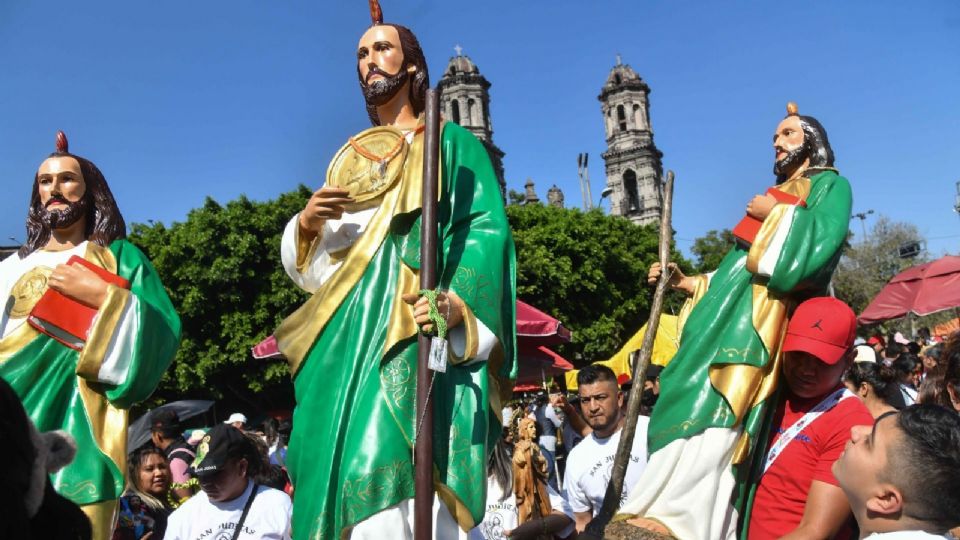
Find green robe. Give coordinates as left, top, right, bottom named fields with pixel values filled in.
left=647, top=170, right=851, bottom=503
left=0, top=239, right=181, bottom=536
left=276, top=122, right=517, bottom=539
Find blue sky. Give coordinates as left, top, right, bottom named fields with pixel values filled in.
left=1, top=1, right=958, bottom=257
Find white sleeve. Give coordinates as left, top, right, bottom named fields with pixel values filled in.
left=280, top=214, right=333, bottom=293
left=448, top=317, right=497, bottom=363
left=546, top=403, right=563, bottom=428
left=93, top=295, right=139, bottom=385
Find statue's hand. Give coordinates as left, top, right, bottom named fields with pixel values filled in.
left=746, top=193, right=777, bottom=220
left=298, top=186, right=353, bottom=241
left=401, top=291, right=465, bottom=334
left=648, top=262, right=695, bottom=295
left=48, top=263, right=109, bottom=308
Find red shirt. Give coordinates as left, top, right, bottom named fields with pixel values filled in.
left=747, top=388, right=873, bottom=540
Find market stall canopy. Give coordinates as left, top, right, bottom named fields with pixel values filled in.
left=565, top=314, right=679, bottom=391
left=517, top=300, right=572, bottom=346
left=859, top=255, right=960, bottom=324
left=515, top=344, right=575, bottom=387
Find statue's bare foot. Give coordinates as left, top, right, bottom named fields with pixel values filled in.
left=602, top=518, right=677, bottom=540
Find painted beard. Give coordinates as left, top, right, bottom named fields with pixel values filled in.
left=361, top=65, right=409, bottom=108
left=43, top=196, right=88, bottom=231
left=774, top=144, right=809, bottom=177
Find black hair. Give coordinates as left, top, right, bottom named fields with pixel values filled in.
left=843, top=362, right=901, bottom=407
left=488, top=436, right=513, bottom=501
left=892, top=353, right=919, bottom=378
left=889, top=404, right=960, bottom=530
left=261, top=418, right=279, bottom=448
left=149, top=410, right=182, bottom=440
left=885, top=342, right=905, bottom=358
left=576, top=364, right=618, bottom=388
left=796, top=115, right=834, bottom=169
left=906, top=342, right=921, bottom=355
left=924, top=344, right=942, bottom=362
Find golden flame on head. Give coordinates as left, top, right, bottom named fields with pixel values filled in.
left=786, top=102, right=799, bottom=116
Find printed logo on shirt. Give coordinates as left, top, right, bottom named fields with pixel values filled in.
left=586, top=453, right=643, bottom=503
left=192, top=522, right=256, bottom=540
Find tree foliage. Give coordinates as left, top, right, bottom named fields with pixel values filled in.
left=128, top=187, right=312, bottom=411
left=129, top=189, right=691, bottom=405
left=506, top=204, right=691, bottom=363
left=690, top=229, right=735, bottom=273
left=832, top=215, right=926, bottom=321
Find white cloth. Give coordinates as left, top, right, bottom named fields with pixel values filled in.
left=348, top=495, right=467, bottom=539
left=617, top=427, right=740, bottom=540
left=865, top=532, right=951, bottom=539
left=164, top=481, right=292, bottom=540
left=469, top=477, right=574, bottom=540
left=0, top=241, right=139, bottom=385
left=900, top=384, right=918, bottom=406
left=562, top=418, right=649, bottom=517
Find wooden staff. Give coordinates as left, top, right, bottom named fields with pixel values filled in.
left=584, top=170, right=676, bottom=538
left=414, top=88, right=441, bottom=540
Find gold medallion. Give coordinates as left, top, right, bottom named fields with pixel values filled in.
left=8, top=266, right=53, bottom=319
left=326, top=126, right=409, bottom=210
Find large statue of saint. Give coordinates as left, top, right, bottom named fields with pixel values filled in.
left=615, top=104, right=852, bottom=539
left=273, top=2, right=516, bottom=538
left=0, top=132, right=182, bottom=539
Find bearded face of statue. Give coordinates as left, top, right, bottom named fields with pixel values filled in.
left=357, top=25, right=414, bottom=111
left=772, top=115, right=809, bottom=178
left=36, top=156, right=89, bottom=231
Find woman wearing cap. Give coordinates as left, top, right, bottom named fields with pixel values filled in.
left=113, top=446, right=173, bottom=540
left=164, top=425, right=291, bottom=540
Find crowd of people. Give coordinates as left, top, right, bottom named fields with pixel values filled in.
left=4, top=298, right=960, bottom=540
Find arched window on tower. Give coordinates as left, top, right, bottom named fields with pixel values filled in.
left=615, top=73, right=622, bottom=85
left=452, top=100, right=461, bottom=124
left=633, top=104, right=643, bottom=130
left=623, top=169, right=640, bottom=213
left=617, top=105, right=627, bottom=132
left=467, top=99, right=476, bottom=126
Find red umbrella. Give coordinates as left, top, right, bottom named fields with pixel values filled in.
left=517, top=300, right=572, bottom=345
left=515, top=344, right=574, bottom=386
left=859, top=255, right=960, bottom=324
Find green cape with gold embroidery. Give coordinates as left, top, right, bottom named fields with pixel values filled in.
left=276, top=122, right=517, bottom=539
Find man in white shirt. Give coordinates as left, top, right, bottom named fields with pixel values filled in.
left=165, top=424, right=292, bottom=540
left=833, top=404, right=960, bottom=539
left=562, top=365, right=648, bottom=533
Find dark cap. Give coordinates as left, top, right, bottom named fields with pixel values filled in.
left=191, top=424, right=251, bottom=478
left=149, top=410, right=181, bottom=435
left=782, top=297, right=856, bottom=365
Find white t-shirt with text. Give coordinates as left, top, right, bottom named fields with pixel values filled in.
left=164, top=481, right=292, bottom=540
left=562, top=418, right=649, bottom=517
left=469, top=476, right=574, bottom=540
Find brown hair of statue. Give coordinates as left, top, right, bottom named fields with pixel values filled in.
left=20, top=131, right=126, bottom=257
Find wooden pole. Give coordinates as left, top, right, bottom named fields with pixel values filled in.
left=584, top=170, right=676, bottom=538
left=414, top=89, right=441, bottom=540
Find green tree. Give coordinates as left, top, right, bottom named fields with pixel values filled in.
left=506, top=204, right=691, bottom=363
left=833, top=215, right=926, bottom=319
left=690, top=229, right=735, bottom=273
left=128, top=187, right=312, bottom=411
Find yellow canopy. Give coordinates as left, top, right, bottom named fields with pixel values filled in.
left=566, top=314, right=679, bottom=390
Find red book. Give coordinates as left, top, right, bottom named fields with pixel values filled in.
left=28, top=255, right=131, bottom=351
left=732, top=187, right=807, bottom=246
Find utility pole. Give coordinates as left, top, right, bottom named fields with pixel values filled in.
left=852, top=209, right=874, bottom=243
left=577, top=153, right=594, bottom=210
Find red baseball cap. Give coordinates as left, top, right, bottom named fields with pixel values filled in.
left=782, top=297, right=857, bottom=365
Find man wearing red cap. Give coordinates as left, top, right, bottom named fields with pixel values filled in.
left=745, top=297, right=873, bottom=539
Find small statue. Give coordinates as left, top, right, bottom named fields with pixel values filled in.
left=512, top=417, right=552, bottom=531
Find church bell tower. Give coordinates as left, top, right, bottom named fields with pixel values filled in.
left=437, top=46, right=507, bottom=199
left=598, top=55, right=663, bottom=226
